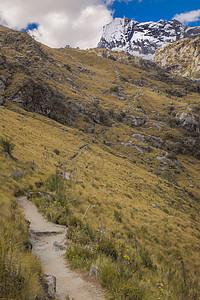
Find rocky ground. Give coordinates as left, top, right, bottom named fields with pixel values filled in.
left=154, top=36, right=200, bottom=79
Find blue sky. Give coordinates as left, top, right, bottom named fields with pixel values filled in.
left=109, top=0, right=200, bottom=26
left=24, top=0, right=200, bottom=33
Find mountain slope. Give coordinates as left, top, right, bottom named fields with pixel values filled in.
left=97, top=18, right=200, bottom=59
left=0, top=25, right=200, bottom=299
left=154, top=36, right=200, bottom=79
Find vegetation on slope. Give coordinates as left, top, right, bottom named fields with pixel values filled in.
left=0, top=26, right=200, bottom=299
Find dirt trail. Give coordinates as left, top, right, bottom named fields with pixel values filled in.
left=17, top=196, right=105, bottom=300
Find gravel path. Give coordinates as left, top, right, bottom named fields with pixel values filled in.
left=17, top=196, right=105, bottom=300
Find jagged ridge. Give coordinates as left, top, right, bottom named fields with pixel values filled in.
left=98, top=18, right=200, bottom=59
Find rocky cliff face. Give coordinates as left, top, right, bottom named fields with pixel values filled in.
left=154, top=36, right=200, bottom=79
left=98, top=18, right=200, bottom=59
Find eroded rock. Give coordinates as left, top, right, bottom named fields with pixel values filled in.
left=132, top=134, right=145, bottom=142
left=44, top=275, right=56, bottom=299
left=176, top=112, right=199, bottom=132
left=122, top=141, right=132, bottom=147
left=134, top=145, right=151, bottom=153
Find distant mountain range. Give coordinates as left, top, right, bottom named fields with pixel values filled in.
left=98, top=18, right=200, bottom=60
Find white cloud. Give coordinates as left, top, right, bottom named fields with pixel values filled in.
left=0, top=0, right=120, bottom=48
left=174, top=9, right=200, bottom=25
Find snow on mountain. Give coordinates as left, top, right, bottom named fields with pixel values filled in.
left=97, top=18, right=200, bottom=60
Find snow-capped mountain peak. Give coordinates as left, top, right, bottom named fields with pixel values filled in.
left=97, top=18, right=200, bottom=60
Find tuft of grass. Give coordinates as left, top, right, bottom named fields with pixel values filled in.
left=114, top=209, right=123, bottom=223
left=53, top=148, right=60, bottom=155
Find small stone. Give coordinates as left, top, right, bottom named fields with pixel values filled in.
left=122, top=142, right=132, bottom=147
left=104, top=141, right=111, bottom=146
left=53, top=241, right=67, bottom=251
left=128, top=158, right=136, bottom=163
left=119, top=155, right=126, bottom=158
left=152, top=204, right=162, bottom=210
left=88, top=265, right=98, bottom=279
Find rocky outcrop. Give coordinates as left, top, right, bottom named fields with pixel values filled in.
left=98, top=18, right=200, bottom=59
left=154, top=36, right=200, bottom=79
left=176, top=112, right=199, bottom=132
left=0, top=26, right=115, bottom=128
left=44, top=275, right=56, bottom=299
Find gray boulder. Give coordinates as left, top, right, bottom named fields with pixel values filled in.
left=132, top=134, right=145, bottom=142
left=88, top=265, right=98, bottom=279
left=134, top=145, right=151, bottom=153
left=44, top=275, right=56, bottom=299
left=147, top=135, right=164, bottom=149
left=176, top=112, right=199, bottom=132
left=131, top=115, right=146, bottom=127
left=122, top=141, right=132, bottom=147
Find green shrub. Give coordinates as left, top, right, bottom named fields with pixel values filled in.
left=66, top=244, right=97, bottom=269
left=139, top=247, right=156, bottom=270
left=99, top=260, right=142, bottom=299
left=53, top=148, right=60, bottom=155
left=99, top=260, right=119, bottom=289
left=32, top=192, right=70, bottom=224
left=163, top=208, right=169, bottom=214
left=98, top=238, right=118, bottom=260
left=67, top=215, right=82, bottom=227
left=45, top=170, right=65, bottom=193
left=110, top=86, right=119, bottom=93
left=82, top=223, right=97, bottom=243
left=0, top=137, right=15, bottom=156
left=67, top=221, right=98, bottom=245
left=119, top=283, right=143, bottom=300
left=0, top=242, right=43, bottom=298
left=114, top=209, right=122, bottom=223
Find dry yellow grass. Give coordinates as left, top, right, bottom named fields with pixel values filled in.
left=1, top=101, right=200, bottom=298
left=0, top=25, right=200, bottom=299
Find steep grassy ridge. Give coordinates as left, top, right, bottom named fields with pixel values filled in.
left=0, top=26, right=200, bottom=299
left=154, top=36, right=200, bottom=79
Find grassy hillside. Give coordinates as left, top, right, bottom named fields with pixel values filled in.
left=0, top=26, right=200, bottom=299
